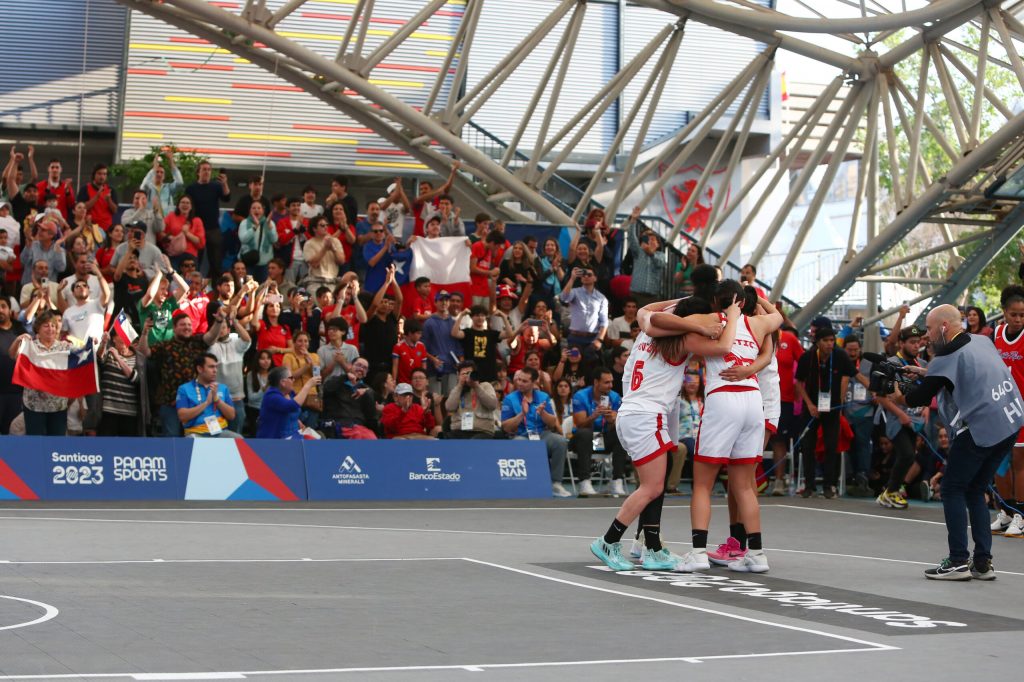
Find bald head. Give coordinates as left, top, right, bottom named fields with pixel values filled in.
left=925, top=304, right=961, bottom=350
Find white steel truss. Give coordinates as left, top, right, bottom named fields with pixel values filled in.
left=116, top=0, right=1024, bottom=328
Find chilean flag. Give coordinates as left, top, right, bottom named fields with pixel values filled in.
left=113, top=309, right=138, bottom=345
left=13, top=337, right=100, bottom=399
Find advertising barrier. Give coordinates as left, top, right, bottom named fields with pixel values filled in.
left=0, top=437, right=551, bottom=501
left=303, top=440, right=551, bottom=500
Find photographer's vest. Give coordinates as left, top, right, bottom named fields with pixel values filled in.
left=879, top=352, right=926, bottom=439
left=928, top=335, right=1024, bottom=447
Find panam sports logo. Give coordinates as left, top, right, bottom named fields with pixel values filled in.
left=333, top=456, right=370, bottom=485
left=498, top=458, right=528, bottom=480
left=409, top=457, right=461, bottom=482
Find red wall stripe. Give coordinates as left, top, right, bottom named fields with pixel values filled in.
left=127, top=68, right=167, bottom=76
left=175, top=147, right=293, bottom=158
left=294, top=123, right=373, bottom=134
left=169, top=37, right=210, bottom=44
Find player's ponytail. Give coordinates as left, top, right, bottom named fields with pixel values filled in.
left=652, top=296, right=713, bottom=362
left=691, top=264, right=719, bottom=303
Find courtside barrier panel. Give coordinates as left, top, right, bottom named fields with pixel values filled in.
left=0, top=437, right=551, bottom=501
left=303, top=440, right=551, bottom=500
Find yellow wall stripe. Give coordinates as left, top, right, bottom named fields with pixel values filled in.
left=367, top=79, right=423, bottom=88
left=123, top=132, right=164, bottom=139
left=165, top=96, right=233, bottom=105
left=426, top=50, right=460, bottom=58
left=280, top=30, right=451, bottom=43
left=228, top=133, right=358, bottom=145
left=355, top=160, right=428, bottom=169
left=130, top=43, right=230, bottom=54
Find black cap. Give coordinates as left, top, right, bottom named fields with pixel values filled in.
left=814, top=326, right=836, bottom=341
left=810, top=315, right=832, bottom=329
left=126, top=221, right=147, bottom=230
left=900, top=325, right=924, bottom=341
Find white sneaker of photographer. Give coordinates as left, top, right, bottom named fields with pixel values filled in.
left=609, top=479, right=627, bottom=496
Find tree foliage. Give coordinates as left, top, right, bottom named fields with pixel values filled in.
left=109, top=144, right=209, bottom=198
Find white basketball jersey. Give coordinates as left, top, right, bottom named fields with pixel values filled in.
left=620, top=331, right=690, bottom=415
left=758, top=338, right=780, bottom=404
left=705, top=315, right=761, bottom=396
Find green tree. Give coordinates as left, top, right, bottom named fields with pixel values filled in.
left=109, top=144, right=208, bottom=199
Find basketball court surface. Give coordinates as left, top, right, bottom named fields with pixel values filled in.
left=0, top=497, right=1020, bottom=680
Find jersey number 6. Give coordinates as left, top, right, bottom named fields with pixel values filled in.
left=631, top=360, right=644, bottom=391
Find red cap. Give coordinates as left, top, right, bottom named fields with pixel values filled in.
left=496, top=284, right=518, bottom=300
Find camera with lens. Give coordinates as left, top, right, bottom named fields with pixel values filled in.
left=866, top=356, right=915, bottom=396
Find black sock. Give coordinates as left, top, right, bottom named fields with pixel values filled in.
left=730, top=522, right=747, bottom=550
left=604, top=518, right=628, bottom=544
left=692, top=529, right=709, bottom=550
left=643, top=525, right=663, bottom=552
left=747, top=532, right=763, bottom=551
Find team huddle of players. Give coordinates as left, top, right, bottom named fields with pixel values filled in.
left=591, top=265, right=782, bottom=574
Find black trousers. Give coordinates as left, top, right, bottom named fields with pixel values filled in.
left=99, top=412, right=141, bottom=437
left=885, top=426, right=917, bottom=492
left=572, top=426, right=628, bottom=481
left=801, top=409, right=841, bottom=490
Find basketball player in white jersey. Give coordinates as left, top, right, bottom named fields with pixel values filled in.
left=685, top=281, right=783, bottom=573
left=708, top=290, right=782, bottom=567
left=590, top=293, right=742, bottom=572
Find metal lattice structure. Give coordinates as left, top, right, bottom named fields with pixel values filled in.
left=115, top=0, right=1024, bottom=331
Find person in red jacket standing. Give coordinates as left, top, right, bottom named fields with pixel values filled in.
left=381, top=383, right=437, bottom=439
left=36, top=159, right=75, bottom=221
left=768, top=313, right=805, bottom=495
left=76, top=164, right=118, bottom=231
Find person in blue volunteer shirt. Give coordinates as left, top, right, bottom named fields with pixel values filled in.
left=500, top=366, right=571, bottom=497
left=571, top=367, right=627, bottom=497
left=176, top=353, right=240, bottom=438
left=257, top=365, right=322, bottom=439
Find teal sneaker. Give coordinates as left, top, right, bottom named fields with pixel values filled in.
left=641, top=548, right=686, bottom=571
left=590, top=538, right=635, bottom=571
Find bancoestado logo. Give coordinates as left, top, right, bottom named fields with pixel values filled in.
left=113, top=456, right=168, bottom=482
left=51, top=451, right=104, bottom=485
left=409, top=457, right=461, bottom=482
left=498, top=458, right=528, bottom=480
left=333, top=456, right=370, bottom=485
left=590, top=567, right=967, bottom=630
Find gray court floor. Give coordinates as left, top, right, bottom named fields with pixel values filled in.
left=0, top=497, right=1021, bottom=681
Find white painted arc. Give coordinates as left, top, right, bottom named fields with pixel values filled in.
left=0, top=595, right=60, bottom=631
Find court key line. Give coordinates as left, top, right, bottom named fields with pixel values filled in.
left=0, top=515, right=1020, bottom=577
left=0, top=595, right=59, bottom=631
left=0, top=505, right=724, bottom=513
left=775, top=505, right=947, bottom=525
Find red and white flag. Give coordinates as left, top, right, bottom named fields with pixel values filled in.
left=409, top=236, right=471, bottom=285
left=13, top=337, right=99, bottom=399
left=112, top=309, right=138, bottom=345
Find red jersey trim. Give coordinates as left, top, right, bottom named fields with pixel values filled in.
left=743, top=316, right=760, bottom=351
left=764, top=420, right=778, bottom=434
left=635, top=441, right=677, bottom=467
left=707, top=385, right=760, bottom=396
left=694, top=454, right=763, bottom=466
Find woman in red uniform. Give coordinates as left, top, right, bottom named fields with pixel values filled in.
left=990, top=285, right=1024, bottom=537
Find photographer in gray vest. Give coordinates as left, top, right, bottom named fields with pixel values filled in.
left=891, top=305, right=1024, bottom=581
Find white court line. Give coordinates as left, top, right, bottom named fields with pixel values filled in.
left=0, top=505, right=723, bottom=513
left=464, top=558, right=897, bottom=650
left=0, top=648, right=895, bottom=681
left=0, top=595, right=59, bottom=631
left=0, top=557, right=462, bottom=565
left=775, top=504, right=946, bottom=525
left=1, top=515, right=1020, bottom=577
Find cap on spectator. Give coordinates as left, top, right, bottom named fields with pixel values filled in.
left=900, top=325, right=924, bottom=341
left=395, top=383, right=413, bottom=396
left=386, top=183, right=397, bottom=195
left=434, top=289, right=450, bottom=301
left=814, top=326, right=836, bottom=341
left=496, top=284, right=518, bottom=300
left=172, top=309, right=189, bottom=322
left=294, top=287, right=309, bottom=298
left=126, top=220, right=147, bottom=230
left=0, top=201, right=10, bottom=210
left=376, top=197, right=387, bottom=205
left=810, top=315, right=831, bottom=329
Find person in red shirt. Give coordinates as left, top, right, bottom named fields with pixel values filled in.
left=76, top=164, right=118, bottom=230
left=381, top=383, right=437, bottom=439
left=275, top=197, right=307, bottom=268
left=392, top=319, right=428, bottom=384
left=253, top=295, right=294, bottom=367
left=469, top=230, right=506, bottom=308
left=406, top=276, right=434, bottom=323
left=768, top=318, right=805, bottom=495
left=36, top=159, right=75, bottom=220
left=332, top=277, right=366, bottom=349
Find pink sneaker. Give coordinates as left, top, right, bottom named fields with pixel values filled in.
left=707, top=537, right=747, bottom=566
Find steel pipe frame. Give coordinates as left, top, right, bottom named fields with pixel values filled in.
left=793, top=106, right=1024, bottom=329
left=863, top=227, right=997, bottom=274
left=861, top=287, right=944, bottom=327
left=125, top=0, right=577, bottom=225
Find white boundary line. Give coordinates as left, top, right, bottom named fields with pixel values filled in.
left=0, top=556, right=897, bottom=681
left=774, top=504, right=947, bottom=525
left=0, top=505, right=724, bottom=513
left=1, top=515, right=1020, bottom=577
left=0, top=595, right=59, bottom=631
left=0, top=557, right=462, bottom=565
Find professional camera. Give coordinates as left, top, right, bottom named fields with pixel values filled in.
left=863, top=353, right=915, bottom=396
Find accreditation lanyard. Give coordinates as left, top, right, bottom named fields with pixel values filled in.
left=195, top=381, right=222, bottom=435
left=817, top=350, right=833, bottom=413
left=460, top=390, right=477, bottom=430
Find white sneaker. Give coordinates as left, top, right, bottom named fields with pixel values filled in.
left=609, top=479, right=627, bottom=496
left=674, top=549, right=711, bottom=572
left=578, top=479, right=597, bottom=497
left=1004, top=514, right=1024, bottom=538
left=991, top=509, right=1013, bottom=533
left=552, top=482, right=573, bottom=498
left=629, top=536, right=645, bottom=559
left=728, top=550, right=770, bottom=573
left=771, top=477, right=787, bottom=497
